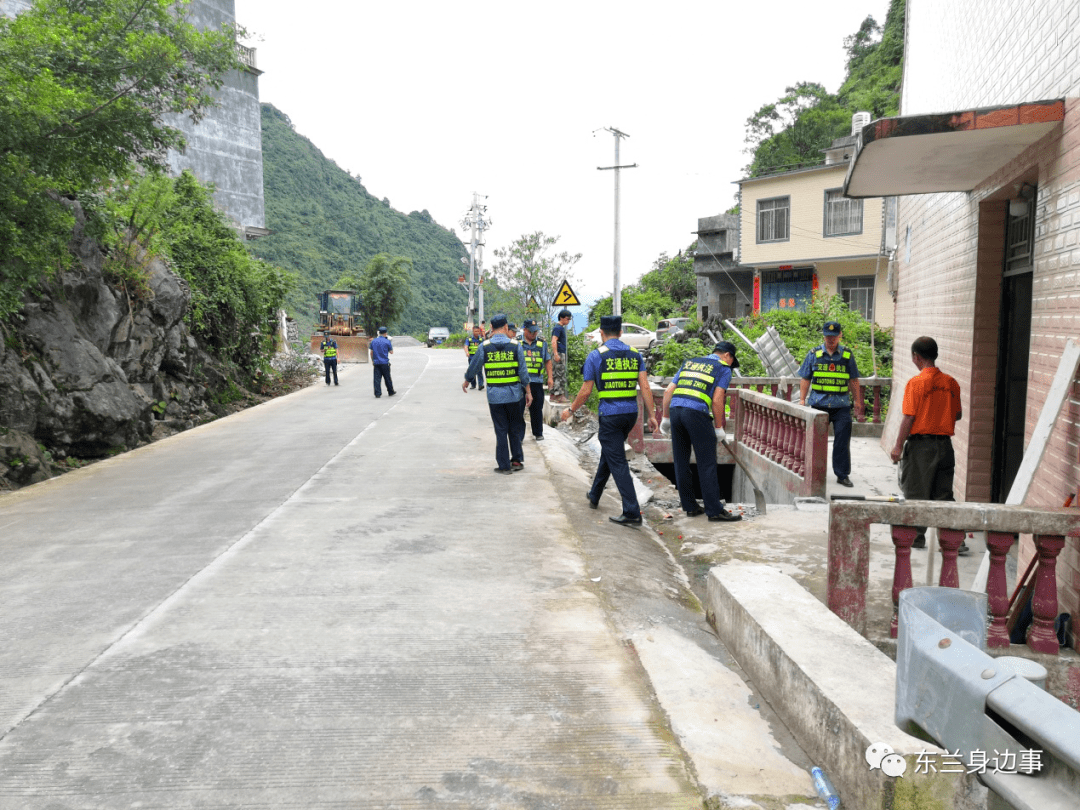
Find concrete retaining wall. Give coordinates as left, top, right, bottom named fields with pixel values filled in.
left=707, top=562, right=985, bottom=809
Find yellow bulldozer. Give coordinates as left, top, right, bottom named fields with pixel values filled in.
left=310, top=290, right=370, bottom=363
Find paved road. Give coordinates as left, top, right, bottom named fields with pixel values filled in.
left=0, top=348, right=703, bottom=808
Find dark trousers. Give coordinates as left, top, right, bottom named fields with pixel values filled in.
left=373, top=363, right=394, bottom=397
left=899, top=435, right=956, bottom=544
left=323, top=357, right=338, bottom=385
left=814, top=405, right=852, bottom=478
left=528, top=381, right=545, bottom=437
left=489, top=400, right=524, bottom=470
left=588, top=411, right=640, bottom=517
left=469, top=365, right=485, bottom=388
left=671, top=407, right=723, bottom=516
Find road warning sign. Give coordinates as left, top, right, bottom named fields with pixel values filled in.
left=526, top=295, right=542, bottom=313
left=551, top=280, right=580, bottom=307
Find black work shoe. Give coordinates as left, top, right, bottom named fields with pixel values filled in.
left=708, top=510, right=742, bottom=522
left=609, top=514, right=643, bottom=527
left=534, top=434, right=544, bottom=441
left=388, top=391, right=396, bottom=396
left=511, top=461, right=524, bottom=471
left=493, top=467, right=513, bottom=475
left=478, top=385, right=485, bottom=390
left=685, top=507, right=705, bottom=517
left=837, top=476, right=854, bottom=487
left=957, top=542, right=970, bottom=555
left=587, top=493, right=599, bottom=509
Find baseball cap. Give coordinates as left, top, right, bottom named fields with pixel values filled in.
left=713, top=341, right=740, bottom=368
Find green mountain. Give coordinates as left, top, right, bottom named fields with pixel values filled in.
left=252, top=103, right=468, bottom=335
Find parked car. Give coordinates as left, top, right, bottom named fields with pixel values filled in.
left=649, top=317, right=691, bottom=350
left=426, top=327, right=450, bottom=347
left=583, top=322, right=656, bottom=351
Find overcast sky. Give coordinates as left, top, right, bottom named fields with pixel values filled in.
left=235, top=0, right=891, bottom=300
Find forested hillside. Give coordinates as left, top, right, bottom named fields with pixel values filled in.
left=743, top=0, right=905, bottom=177
left=254, top=104, right=468, bottom=334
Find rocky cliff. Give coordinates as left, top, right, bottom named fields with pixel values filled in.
left=0, top=203, right=250, bottom=490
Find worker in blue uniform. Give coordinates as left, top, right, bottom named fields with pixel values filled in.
left=660, top=341, right=742, bottom=521
left=521, top=319, right=553, bottom=441
left=560, top=315, right=657, bottom=527
left=463, top=314, right=532, bottom=474
left=464, top=324, right=485, bottom=389
left=370, top=326, right=396, bottom=398
left=798, top=320, right=864, bottom=486
left=320, top=332, right=338, bottom=386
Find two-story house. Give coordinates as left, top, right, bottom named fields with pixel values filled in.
left=736, top=117, right=894, bottom=328
left=693, top=213, right=754, bottom=322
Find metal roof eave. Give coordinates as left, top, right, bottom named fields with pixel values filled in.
left=843, top=99, right=1066, bottom=199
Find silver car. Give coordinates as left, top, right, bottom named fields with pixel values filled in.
left=583, top=322, right=656, bottom=351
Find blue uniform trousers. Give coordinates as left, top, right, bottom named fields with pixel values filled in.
left=814, top=405, right=852, bottom=478
left=373, top=363, right=394, bottom=397
left=588, top=411, right=640, bottom=518
left=670, top=406, right=723, bottom=517
left=489, top=401, right=524, bottom=471
left=323, top=357, right=338, bottom=385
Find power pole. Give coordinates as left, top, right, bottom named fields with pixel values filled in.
left=460, top=193, right=491, bottom=330
left=597, top=127, right=637, bottom=316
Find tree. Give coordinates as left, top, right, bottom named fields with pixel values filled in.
left=743, top=82, right=852, bottom=177
left=489, top=232, right=582, bottom=329
left=337, top=254, right=413, bottom=336
left=0, top=0, right=245, bottom=316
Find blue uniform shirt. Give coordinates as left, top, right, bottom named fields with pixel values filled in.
left=465, top=334, right=528, bottom=404
left=522, top=337, right=551, bottom=383
left=583, top=339, right=642, bottom=417
left=669, top=356, right=732, bottom=415
left=370, top=335, right=393, bottom=364
left=798, top=343, right=860, bottom=408
left=320, top=338, right=338, bottom=358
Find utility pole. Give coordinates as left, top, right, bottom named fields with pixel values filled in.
left=597, top=127, right=637, bottom=316
left=460, top=193, right=491, bottom=330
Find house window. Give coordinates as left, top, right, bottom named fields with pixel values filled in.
left=839, top=276, right=875, bottom=321
left=824, top=189, right=863, bottom=236
left=757, top=197, right=789, bottom=242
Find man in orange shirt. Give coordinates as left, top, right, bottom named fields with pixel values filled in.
left=890, top=336, right=964, bottom=551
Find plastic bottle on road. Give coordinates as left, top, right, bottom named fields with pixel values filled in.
left=810, top=766, right=840, bottom=809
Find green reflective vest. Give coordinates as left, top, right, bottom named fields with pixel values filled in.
left=483, top=339, right=522, bottom=386
left=671, top=357, right=723, bottom=416
left=523, top=338, right=546, bottom=376
left=467, top=337, right=482, bottom=356
left=321, top=340, right=337, bottom=359
left=811, top=348, right=852, bottom=393
left=596, top=345, right=641, bottom=401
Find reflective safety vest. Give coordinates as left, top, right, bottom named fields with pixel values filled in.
left=596, top=345, right=641, bottom=401
left=321, top=340, right=337, bottom=359
left=482, top=339, right=522, bottom=386
left=671, top=357, right=722, bottom=416
left=523, top=338, right=546, bottom=377
left=811, top=347, right=852, bottom=394
left=467, top=337, right=482, bottom=356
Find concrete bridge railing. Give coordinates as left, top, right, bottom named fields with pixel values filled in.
left=637, top=385, right=830, bottom=504
left=828, top=500, right=1080, bottom=675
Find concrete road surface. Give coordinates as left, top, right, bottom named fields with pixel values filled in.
left=0, top=348, right=709, bottom=808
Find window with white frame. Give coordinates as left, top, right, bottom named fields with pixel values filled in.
left=824, top=189, right=863, bottom=236
left=839, top=276, right=875, bottom=321
left=756, top=197, right=789, bottom=242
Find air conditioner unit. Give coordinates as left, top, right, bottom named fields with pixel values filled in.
left=851, top=111, right=871, bottom=136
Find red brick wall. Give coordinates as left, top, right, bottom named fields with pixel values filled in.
left=887, top=0, right=1080, bottom=638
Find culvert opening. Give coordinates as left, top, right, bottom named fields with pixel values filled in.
left=653, top=462, right=735, bottom=503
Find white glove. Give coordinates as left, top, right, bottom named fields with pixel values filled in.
left=660, top=417, right=671, bottom=435
left=714, top=426, right=727, bottom=442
